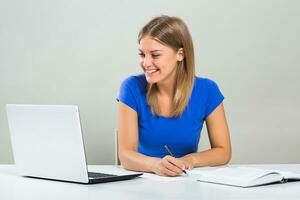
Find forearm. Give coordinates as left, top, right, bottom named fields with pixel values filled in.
left=187, top=147, right=231, bottom=168
left=119, top=149, right=159, bottom=173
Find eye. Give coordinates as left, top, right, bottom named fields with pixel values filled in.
left=138, top=53, right=145, bottom=58
left=152, top=54, right=161, bottom=58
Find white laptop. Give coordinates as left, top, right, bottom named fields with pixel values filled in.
left=6, top=104, right=142, bottom=184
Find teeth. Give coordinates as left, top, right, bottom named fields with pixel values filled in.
left=146, top=69, right=159, bottom=74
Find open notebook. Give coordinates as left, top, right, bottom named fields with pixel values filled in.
left=196, top=166, right=300, bottom=187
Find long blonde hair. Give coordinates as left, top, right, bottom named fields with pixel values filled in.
left=138, top=15, right=195, bottom=117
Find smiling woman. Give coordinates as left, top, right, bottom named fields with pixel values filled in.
left=138, top=36, right=187, bottom=117
left=117, top=15, right=231, bottom=177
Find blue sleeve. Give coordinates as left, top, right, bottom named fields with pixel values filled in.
left=117, top=77, right=138, bottom=112
left=204, top=79, right=224, bottom=118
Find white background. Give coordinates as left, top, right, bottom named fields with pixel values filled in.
left=1, top=0, right=299, bottom=164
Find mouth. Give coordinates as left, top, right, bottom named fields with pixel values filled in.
left=145, top=68, right=160, bottom=77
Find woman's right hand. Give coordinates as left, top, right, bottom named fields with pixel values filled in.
left=151, top=155, right=187, bottom=176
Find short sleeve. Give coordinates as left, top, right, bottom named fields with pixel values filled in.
left=204, top=79, right=224, bottom=118
left=117, top=77, right=138, bottom=112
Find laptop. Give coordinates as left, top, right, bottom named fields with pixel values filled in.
left=6, top=104, right=142, bottom=184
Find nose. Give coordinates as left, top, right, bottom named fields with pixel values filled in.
left=142, top=55, right=152, bottom=68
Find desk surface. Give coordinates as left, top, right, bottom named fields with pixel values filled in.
left=0, top=164, right=300, bottom=200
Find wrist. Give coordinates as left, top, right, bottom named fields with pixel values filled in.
left=147, top=157, right=160, bottom=173
left=185, top=154, right=196, bottom=168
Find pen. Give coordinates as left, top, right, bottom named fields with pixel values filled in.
left=164, top=145, right=188, bottom=175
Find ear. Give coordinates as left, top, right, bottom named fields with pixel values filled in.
left=176, top=48, right=184, bottom=61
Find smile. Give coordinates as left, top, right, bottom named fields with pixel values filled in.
left=145, top=69, right=160, bottom=76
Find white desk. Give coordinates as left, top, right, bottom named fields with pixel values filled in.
left=0, top=164, right=300, bottom=200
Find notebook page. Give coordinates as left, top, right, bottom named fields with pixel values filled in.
left=196, top=167, right=279, bottom=187
left=278, top=171, right=300, bottom=180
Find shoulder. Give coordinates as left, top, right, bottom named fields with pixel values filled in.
left=194, top=77, right=220, bottom=91
left=196, top=77, right=224, bottom=117
left=120, top=74, right=147, bottom=93
left=118, top=74, right=147, bottom=112
left=121, top=74, right=144, bottom=85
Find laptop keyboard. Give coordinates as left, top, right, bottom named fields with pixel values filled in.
left=88, top=172, right=117, bottom=179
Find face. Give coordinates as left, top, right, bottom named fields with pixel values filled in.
left=139, top=36, right=184, bottom=85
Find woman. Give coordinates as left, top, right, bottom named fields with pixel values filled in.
left=117, top=15, right=231, bottom=176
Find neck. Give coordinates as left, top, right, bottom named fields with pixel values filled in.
left=156, top=75, right=176, bottom=97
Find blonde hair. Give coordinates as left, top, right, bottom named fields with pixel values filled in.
left=138, top=15, right=195, bottom=117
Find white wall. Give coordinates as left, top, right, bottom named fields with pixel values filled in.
left=1, top=0, right=299, bottom=164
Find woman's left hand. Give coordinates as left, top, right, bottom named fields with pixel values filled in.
left=178, top=155, right=195, bottom=170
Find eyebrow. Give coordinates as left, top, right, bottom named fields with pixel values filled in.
left=138, top=49, right=163, bottom=53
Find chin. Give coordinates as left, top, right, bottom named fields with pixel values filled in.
left=145, top=77, right=157, bottom=84
left=145, top=75, right=159, bottom=84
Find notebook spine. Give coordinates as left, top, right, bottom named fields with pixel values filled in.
left=280, top=177, right=288, bottom=183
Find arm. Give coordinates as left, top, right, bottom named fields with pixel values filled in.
left=118, top=102, right=186, bottom=176
left=117, top=102, right=157, bottom=172
left=179, top=103, right=232, bottom=168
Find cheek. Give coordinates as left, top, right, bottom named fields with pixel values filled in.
left=160, top=55, right=177, bottom=68
left=159, top=60, right=177, bottom=72
left=153, top=58, right=166, bottom=67
left=139, top=59, right=144, bottom=67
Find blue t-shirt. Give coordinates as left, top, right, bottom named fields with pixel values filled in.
left=117, top=74, right=224, bottom=158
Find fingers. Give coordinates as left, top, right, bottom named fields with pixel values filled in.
left=153, top=156, right=192, bottom=176
left=177, top=155, right=194, bottom=170
left=161, top=166, right=180, bottom=177
left=187, top=164, right=194, bottom=170
left=164, top=156, right=186, bottom=170
left=155, top=156, right=188, bottom=176
left=162, top=157, right=183, bottom=175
